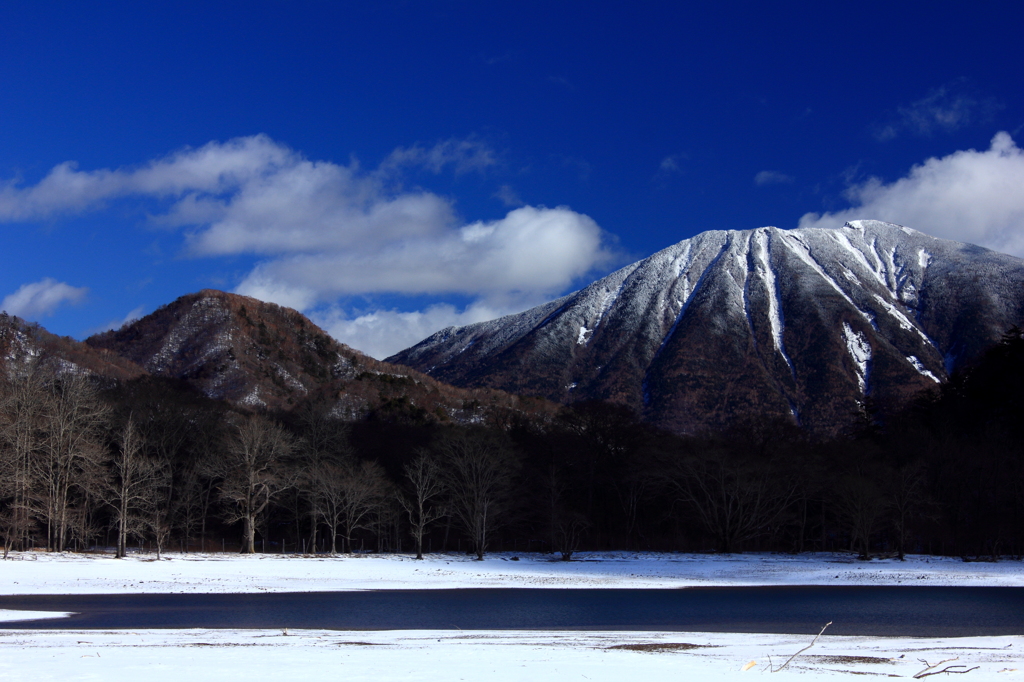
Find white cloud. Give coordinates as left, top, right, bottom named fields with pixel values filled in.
left=799, top=132, right=1024, bottom=257
left=0, top=135, right=618, bottom=355
left=0, top=135, right=292, bottom=221
left=235, top=205, right=611, bottom=308
left=314, top=301, right=520, bottom=360
left=1, top=278, right=88, bottom=319
left=754, top=170, right=793, bottom=186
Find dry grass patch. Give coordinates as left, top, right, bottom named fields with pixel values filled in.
left=606, top=642, right=716, bottom=652
left=810, top=655, right=894, bottom=665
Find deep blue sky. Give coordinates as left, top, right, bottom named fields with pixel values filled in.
left=2, top=1, right=1023, bottom=357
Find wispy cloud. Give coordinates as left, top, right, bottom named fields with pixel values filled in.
left=84, top=305, right=147, bottom=336
left=659, top=155, right=683, bottom=173
left=0, top=135, right=618, bottom=357
left=653, top=154, right=688, bottom=187
left=1, top=278, right=88, bottom=319
left=479, top=51, right=516, bottom=66
left=874, top=82, right=1000, bottom=141
left=754, top=170, right=794, bottom=186
left=377, top=137, right=498, bottom=176
left=800, top=132, right=1024, bottom=257
left=551, top=154, right=591, bottom=183
left=547, top=76, right=575, bottom=91
left=493, top=184, right=523, bottom=207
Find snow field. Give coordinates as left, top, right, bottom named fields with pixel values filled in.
left=2, top=551, right=1023, bottom=595
left=0, top=628, right=1019, bottom=681
left=2, top=552, right=1023, bottom=680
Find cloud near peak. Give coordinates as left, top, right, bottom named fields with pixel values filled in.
left=800, top=132, right=1024, bottom=257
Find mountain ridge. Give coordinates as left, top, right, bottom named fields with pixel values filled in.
left=3, top=290, right=555, bottom=426
left=388, top=221, right=1024, bottom=435
left=83, top=289, right=554, bottom=423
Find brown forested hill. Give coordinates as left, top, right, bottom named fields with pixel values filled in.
left=85, top=289, right=555, bottom=423
left=0, top=312, right=146, bottom=382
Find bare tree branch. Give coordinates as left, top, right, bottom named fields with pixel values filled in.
left=771, top=621, right=831, bottom=673
left=914, top=657, right=980, bottom=678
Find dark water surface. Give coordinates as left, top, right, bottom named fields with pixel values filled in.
left=1, top=587, right=1022, bottom=636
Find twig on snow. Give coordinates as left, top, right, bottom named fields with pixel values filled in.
left=913, top=657, right=980, bottom=678
left=771, top=621, right=832, bottom=672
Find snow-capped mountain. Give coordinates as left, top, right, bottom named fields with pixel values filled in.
left=388, top=221, right=1024, bottom=435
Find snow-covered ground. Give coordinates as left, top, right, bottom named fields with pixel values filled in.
left=2, top=551, right=1022, bottom=680
left=2, top=550, right=1022, bottom=595
left=0, top=628, right=1019, bottom=681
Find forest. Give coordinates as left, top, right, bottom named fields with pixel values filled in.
left=1, top=328, right=1022, bottom=562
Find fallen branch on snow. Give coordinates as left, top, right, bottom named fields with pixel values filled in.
left=913, top=657, right=979, bottom=678
left=770, top=621, right=832, bottom=673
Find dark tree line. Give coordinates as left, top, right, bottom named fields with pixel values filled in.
left=1, top=328, right=1023, bottom=560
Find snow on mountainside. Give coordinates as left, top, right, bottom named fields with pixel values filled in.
left=0, top=313, right=145, bottom=382
left=388, top=221, right=1024, bottom=435
left=86, top=290, right=358, bottom=410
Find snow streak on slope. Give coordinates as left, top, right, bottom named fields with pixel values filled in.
left=752, top=228, right=792, bottom=372
left=832, top=230, right=887, bottom=290
left=780, top=232, right=874, bottom=325
left=148, top=295, right=233, bottom=376
left=906, top=355, right=940, bottom=383
left=842, top=322, right=872, bottom=393
left=656, top=239, right=729, bottom=356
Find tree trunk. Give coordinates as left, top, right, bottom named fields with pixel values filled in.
left=243, top=515, right=256, bottom=554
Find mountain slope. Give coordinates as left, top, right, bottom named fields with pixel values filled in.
left=388, top=221, right=1024, bottom=435
left=85, top=289, right=553, bottom=422
left=0, top=313, right=146, bottom=382
left=86, top=290, right=355, bottom=409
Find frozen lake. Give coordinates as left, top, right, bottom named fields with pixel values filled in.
left=2, top=586, right=1023, bottom=636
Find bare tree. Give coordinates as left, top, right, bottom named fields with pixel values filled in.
left=887, top=460, right=931, bottom=561
left=294, top=404, right=353, bottom=553
left=553, top=511, right=589, bottom=561
left=135, top=399, right=191, bottom=558
left=661, top=444, right=795, bottom=553
left=306, top=458, right=348, bottom=554
left=143, top=461, right=173, bottom=559
left=835, top=469, right=887, bottom=560
left=371, top=489, right=402, bottom=553
left=400, top=452, right=446, bottom=559
left=336, top=460, right=389, bottom=554
left=102, top=418, right=164, bottom=558
left=436, top=429, right=519, bottom=560
left=33, top=373, right=109, bottom=552
left=174, top=461, right=208, bottom=553
left=0, top=367, right=47, bottom=555
left=215, top=415, right=294, bottom=554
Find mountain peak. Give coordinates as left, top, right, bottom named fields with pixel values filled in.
left=388, top=222, right=1024, bottom=435
left=87, top=289, right=357, bottom=409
